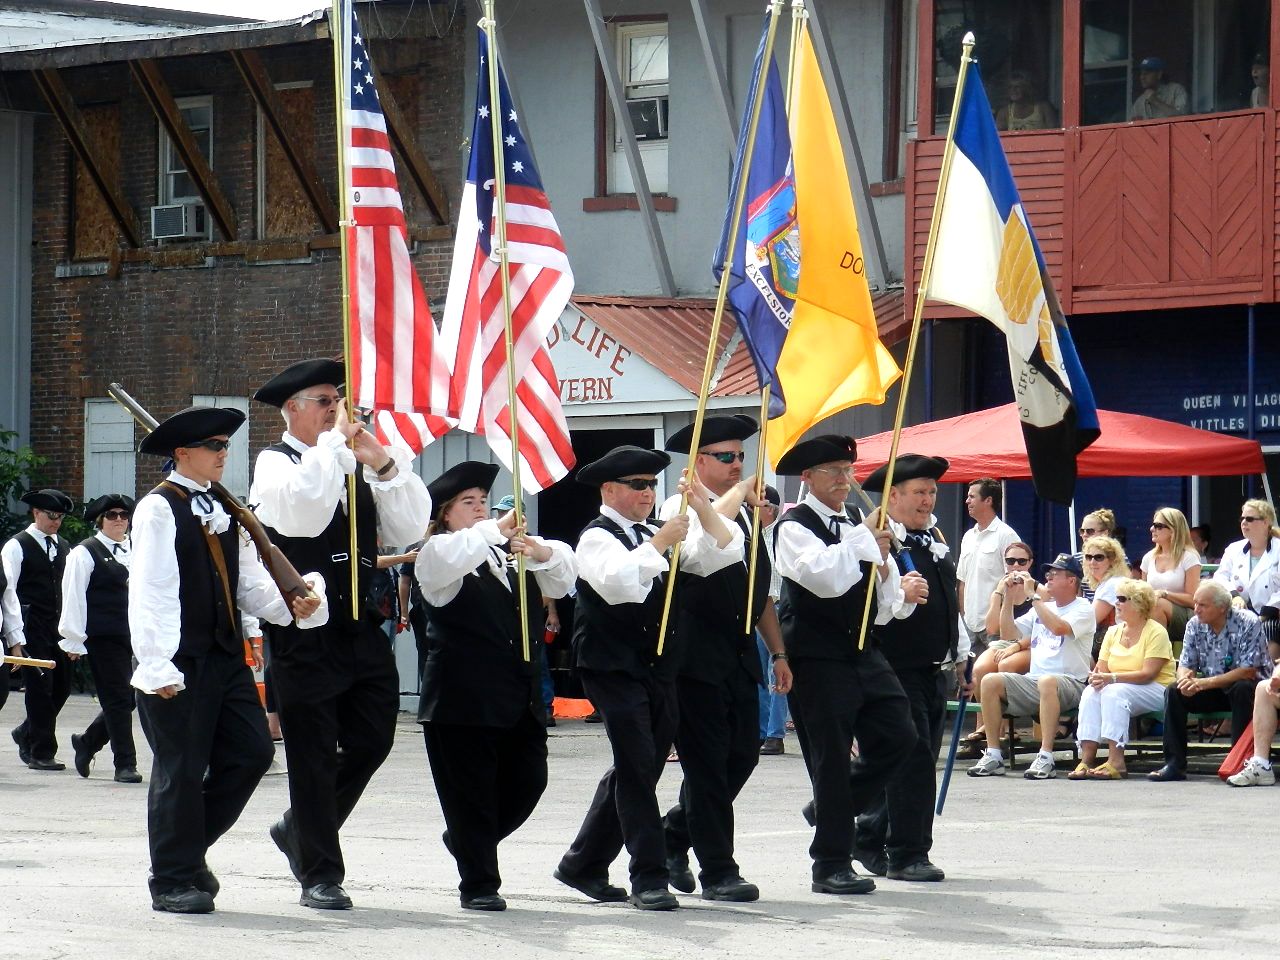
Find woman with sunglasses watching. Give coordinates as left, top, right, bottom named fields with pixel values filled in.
left=1075, top=508, right=1118, bottom=601
left=1140, top=507, right=1200, bottom=645
left=1212, top=499, right=1280, bottom=659
left=1070, top=579, right=1174, bottom=779
left=57, top=494, right=143, bottom=783
left=1081, top=536, right=1129, bottom=662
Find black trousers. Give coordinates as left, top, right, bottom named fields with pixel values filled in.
left=423, top=712, right=548, bottom=898
left=787, top=651, right=915, bottom=879
left=15, top=619, right=71, bottom=762
left=271, top=617, right=399, bottom=887
left=855, top=665, right=947, bottom=870
left=137, top=648, right=273, bottom=892
left=79, top=633, right=138, bottom=770
left=559, top=668, right=678, bottom=893
left=1161, top=679, right=1257, bottom=769
left=663, top=668, right=760, bottom=884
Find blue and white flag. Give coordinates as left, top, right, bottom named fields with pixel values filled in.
left=925, top=60, right=1098, bottom=504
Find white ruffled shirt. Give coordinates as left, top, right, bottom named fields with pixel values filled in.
left=415, top=518, right=576, bottom=608
left=57, top=531, right=130, bottom=655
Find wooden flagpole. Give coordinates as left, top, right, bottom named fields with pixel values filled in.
left=330, top=0, right=361, bottom=621
left=655, top=1, right=787, bottom=656
left=480, top=0, right=531, bottom=663
left=852, top=31, right=976, bottom=651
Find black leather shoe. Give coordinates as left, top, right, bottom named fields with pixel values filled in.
left=852, top=847, right=889, bottom=877
left=545, top=716, right=557, bottom=728
left=152, top=885, right=215, bottom=914
left=1148, top=764, right=1187, bottom=782
left=811, top=869, right=876, bottom=895
left=114, top=767, right=143, bottom=784
left=300, top=882, right=353, bottom=910
left=888, top=860, right=945, bottom=882
left=27, top=757, right=65, bottom=771
left=666, top=854, right=695, bottom=894
left=629, top=889, right=679, bottom=911
left=553, top=867, right=627, bottom=903
left=71, top=733, right=93, bottom=778
left=270, top=818, right=303, bottom=882
left=461, top=893, right=507, bottom=911
left=700, top=877, right=760, bottom=902
left=11, top=727, right=30, bottom=766
left=193, top=862, right=220, bottom=899
left=801, top=800, right=816, bottom=827
left=583, top=711, right=603, bottom=723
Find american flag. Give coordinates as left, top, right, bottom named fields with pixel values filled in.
left=439, top=31, right=575, bottom=492
left=342, top=2, right=451, bottom=449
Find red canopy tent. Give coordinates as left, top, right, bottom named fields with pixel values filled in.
left=853, top=404, right=1266, bottom=481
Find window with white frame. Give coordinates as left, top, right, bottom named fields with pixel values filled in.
left=158, top=95, right=213, bottom=236
left=84, top=399, right=136, bottom=500
left=610, top=21, right=669, bottom=194
left=192, top=394, right=250, bottom=498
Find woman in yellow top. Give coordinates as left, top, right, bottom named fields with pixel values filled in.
left=1069, top=579, right=1175, bottom=780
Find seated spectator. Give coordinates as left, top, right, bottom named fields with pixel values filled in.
left=1226, top=661, right=1280, bottom=786
left=1148, top=581, right=1273, bottom=781
left=996, top=71, right=1058, bottom=131
left=1251, top=53, right=1269, bottom=108
left=1189, top=524, right=1216, bottom=564
left=1076, top=508, right=1119, bottom=601
left=1069, top=580, right=1174, bottom=780
left=1212, top=500, right=1280, bottom=657
left=1130, top=56, right=1188, bottom=119
left=1140, top=507, right=1199, bottom=645
left=1082, top=535, right=1128, bottom=661
left=967, top=553, right=1095, bottom=780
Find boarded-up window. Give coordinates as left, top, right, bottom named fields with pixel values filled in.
left=83, top=398, right=135, bottom=498
left=73, top=104, right=121, bottom=261
left=259, top=83, right=319, bottom=239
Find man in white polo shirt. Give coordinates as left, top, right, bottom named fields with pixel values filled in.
left=955, top=478, right=1020, bottom=658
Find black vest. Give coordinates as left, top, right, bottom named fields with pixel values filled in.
left=419, top=549, right=543, bottom=727
left=13, top=530, right=68, bottom=637
left=260, top=442, right=379, bottom=639
left=153, top=483, right=243, bottom=657
left=674, top=508, right=767, bottom=685
left=80, top=537, right=130, bottom=639
left=873, top=528, right=959, bottom=669
left=572, top=515, right=684, bottom=681
left=776, top=504, right=879, bottom=662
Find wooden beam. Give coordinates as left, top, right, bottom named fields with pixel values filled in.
left=371, top=62, right=450, bottom=224
left=230, top=49, right=338, bottom=234
left=32, top=68, right=141, bottom=248
left=129, top=58, right=238, bottom=240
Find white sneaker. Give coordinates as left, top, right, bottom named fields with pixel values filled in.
left=1023, top=753, right=1057, bottom=780
left=1227, top=759, right=1276, bottom=787
left=967, top=752, right=1006, bottom=777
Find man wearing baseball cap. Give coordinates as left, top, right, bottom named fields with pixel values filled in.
left=1131, top=55, right=1188, bottom=119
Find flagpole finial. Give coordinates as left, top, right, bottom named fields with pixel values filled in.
left=962, top=31, right=976, bottom=48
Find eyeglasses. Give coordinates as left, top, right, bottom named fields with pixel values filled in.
left=296, top=394, right=342, bottom=409
left=183, top=439, right=231, bottom=452
left=700, top=451, right=746, bottom=464
left=611, top=478, right=659, bottom=491
left=39, top=510, right=64, bottom=521
left=1241, top=516, right=1265, bottom=524
left=101, top=510, right=130, bottom=521
left=1115, top=595, right=1129, bottom=603
left=1079, top=527, right=1099, bottom=536
left=1004, top=556, right=1031, bottom=566
left=1150, top=522, right=1170, bottom=530
left=811, top=465, right=855, bottom=478
left=1083, top=553, right=1107, bottom=562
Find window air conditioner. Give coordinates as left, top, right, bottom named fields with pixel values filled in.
left=150, top=202, right=207, bottom=240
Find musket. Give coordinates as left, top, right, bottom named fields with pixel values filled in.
left=107, top=382, right=315, bottom=608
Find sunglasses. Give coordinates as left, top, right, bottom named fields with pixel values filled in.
left=1115, top=595, right=1129, bottom=603
left=101, top=510, right=130, bottom=521
left=296, top=394, right=342, bottom=409
left=1004, top=556, right=1031, bottom=566
left=1079, top=527, right=1099, bottom=536
left=1083, top=553, right=1108, bottom=562
left=1241, top=516, right=1265, bottom=524
left=39, top=510, right=64, bottom=521
left=183, top=439, right=231, bottom=452
left=611, top=478, right=659, bottom=491
left=1150, top=522, right=1170, bottom=530
left=700, top=451, right=746, bottom=464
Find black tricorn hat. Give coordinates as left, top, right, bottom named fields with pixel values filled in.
left=20, top=488, right=74, bottom=513
left=83, top=493, right=136, bottom=524
left=576, top=446, right=670, bottom=487
left=664, top=415, right=758, bottom=455
left=138, top=406, right=246, bottom=456
left=427, top=461, right=501, bottom=521
left=862, top=454, right=949, bottom=493
left=252, top=358, right=345, bottom=408
left=775, top=434, right=857, bottom=476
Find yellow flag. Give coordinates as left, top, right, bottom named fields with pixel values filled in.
left=765, top=27, right=901, bottom=466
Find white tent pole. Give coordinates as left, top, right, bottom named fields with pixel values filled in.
left=1001, top=479, right=1008, bottom=521
left=1263, top=472, right=1275, bottom=508
left=1069, top=499, right=1078, bottom=554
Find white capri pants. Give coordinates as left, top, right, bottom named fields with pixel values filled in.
left=1076, top=681, right=1168, bottom=747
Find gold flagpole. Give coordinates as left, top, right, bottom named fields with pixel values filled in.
left=656, top=0, right=787, bottom=656
left=742, top=0, right=805, bottom=633
left=330, top=0, right=361, bottom=621
left=853, top=31, right=976, bottom=651
left=480, top=0, right=531, bottom=663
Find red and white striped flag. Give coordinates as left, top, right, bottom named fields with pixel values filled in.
left=439, top=32, right=575, bottom=492
left=341, top=2, right=451, bottom=451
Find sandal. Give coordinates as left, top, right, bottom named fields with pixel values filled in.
left=1085, top=761, right=1128, bottom=780
left=960, top=730, right=985, bottom=743
left=1066, top=761, right=1091, bottom=780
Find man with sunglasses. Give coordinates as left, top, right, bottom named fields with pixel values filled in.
left=2, top=488, right=74, bottom=770
left=658, top=415, right=791, bottom=903
left=956, top=478, right=1020, bottom=659
left=556, top=445, right=741, bottom=911
left=250, top=358, right=430, bottom=911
